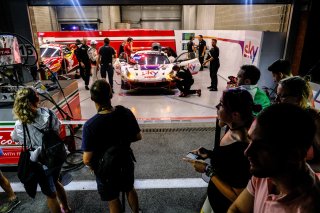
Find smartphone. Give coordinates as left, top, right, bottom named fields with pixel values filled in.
left=186, top=152, right=200, bottom=160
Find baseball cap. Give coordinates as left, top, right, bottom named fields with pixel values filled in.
left=90, top=40, right=98, bottom=45
left=75, top=39, right=81, bottom=44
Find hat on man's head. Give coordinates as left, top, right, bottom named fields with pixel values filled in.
left=268, top=59, right=291, bottom=75
left=75, top=39, right=81, bottom=44
left=90, top=40, right=98, bottom=45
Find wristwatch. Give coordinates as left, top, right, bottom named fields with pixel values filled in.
left=205, top=165, right=216, bottom=177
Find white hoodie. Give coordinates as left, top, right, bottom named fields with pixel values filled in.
left=11, top=108, right=60, bottom=161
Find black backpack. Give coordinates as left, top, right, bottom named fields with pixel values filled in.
left=95, top=106, right=135, bottom=179
left=34, top=110, right=67, bottom=168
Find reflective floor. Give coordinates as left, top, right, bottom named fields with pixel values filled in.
left=78, top=67, right=226, bottom=120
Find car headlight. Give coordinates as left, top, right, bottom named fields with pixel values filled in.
left=127, top=71, right=134, bottom=80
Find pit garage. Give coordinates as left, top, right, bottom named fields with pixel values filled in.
left=0, top=0, right=320, bottom=212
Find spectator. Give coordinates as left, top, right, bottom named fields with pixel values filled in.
left=197, top=35, right=206, bottom=71
left=124, top=37, right=134, bottom=58
left=171, top=65, right=201, bottom=97
left=276, top=76, right=320, bottom=165
left=82, top=80, right=142, bottom=213
left=203, top=39, right=220, bottom=91
left=0, top=171, right=20, bottom=213
left=11, top=87, right=71, bottom=213
left=97, top=38, right=116, bottom=93
left=184, top=88, right=259, bottom=213
left=268, top=59, right=292, bottom=83
left=236, top=65, right=270, bottom=114
left=228, top=104, right=320, bottom=213
left=88, top=40, right=99, bottom=81
left=74, top=39, right=91, bottom=90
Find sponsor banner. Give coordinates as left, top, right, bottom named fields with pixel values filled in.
left=243, top=31, right=262, bottom=66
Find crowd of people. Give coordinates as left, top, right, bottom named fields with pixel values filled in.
left=1, top=33, right=319, bottom=213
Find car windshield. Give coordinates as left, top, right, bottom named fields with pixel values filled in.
left=40, top=47, right=61, bottom=58
left=133, top=54, right=170, bottom=65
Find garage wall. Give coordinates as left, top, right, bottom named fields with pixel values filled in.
left=214, top=4, right=291, bottom=32
left=56, top=6, right=99, bottom=20
left=30, top=6, right=58, bottom=31
left=121, top=6, right=182, bottom=30
left=31, top=5, right=291, bottom=32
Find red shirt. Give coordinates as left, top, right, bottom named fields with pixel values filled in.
left=124, top=42, right=132, bottom=58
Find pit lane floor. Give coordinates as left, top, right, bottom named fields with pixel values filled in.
left=79, top=67, right=226, bottom=120
left=1, top=124, right=217, bottom=213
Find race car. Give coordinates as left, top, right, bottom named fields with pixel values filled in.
left=40, top=43, right=79, bottom=75
left=116, top=50, right=201, bottom=90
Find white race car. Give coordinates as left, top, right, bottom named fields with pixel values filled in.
left=115, top=50, right=201, bottom=90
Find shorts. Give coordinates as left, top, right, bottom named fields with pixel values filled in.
left=96, top=160, right=134, bottom=201
left=100, top=64, right=113, bottom=79
left=38, top=166, right=61, bottom=197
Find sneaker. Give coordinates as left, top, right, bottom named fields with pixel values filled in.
left=209, top=88, right=218, bottom=91
left=207, top=86, right=212, bottom=89
left=0, top=198, right=21, bottom=213
left=197, top=89, right=201, bottom=97
left=85, top=85, right=89, bottom=90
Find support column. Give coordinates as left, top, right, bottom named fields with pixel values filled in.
left=110, top=6, right=121, bottom=29
left=196, top=5, right=215, bottom=30
left=101, top=6, right=111, bottom=30
left=182, top=5, right=197, bottom=30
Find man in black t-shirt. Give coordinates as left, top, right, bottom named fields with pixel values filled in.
left=74, top=39, right=91, bottom=90
left=187, top=36, right=196, bottom=59
left=82, top=80, right=142, bottom=213
left=97, top=38, right=116, bottom=93
left=172, top=65, right=201, bottom=97
left=204, top=39, right=220, bottom=91
left=198, top=35, right=207, bottom=71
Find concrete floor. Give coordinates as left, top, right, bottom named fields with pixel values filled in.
left=78, top=67, right=226, bottom=120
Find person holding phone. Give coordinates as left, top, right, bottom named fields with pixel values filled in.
left=184, top=88, right=261, bottom=213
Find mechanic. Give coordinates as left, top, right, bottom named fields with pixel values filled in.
left=118, top=40, right=126, bottom=57
left=187, top=36, right=196, bottom=59
left=88, top=40, right=99, bottom=81
left=172, top=65, right=201, bottom=97
left=197, top=35, right=207, bottom=71
left=124, top=37, right=134, bottom=59
left=82, top=79, right=142, bottom=213
left=74, top=39, right=91, bottom=90
left=203, top=38, right=220, bottom=91
left=97, top=38, right=116, bottom=93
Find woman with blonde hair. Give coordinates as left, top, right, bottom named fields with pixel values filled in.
left=276, top=76, right=320, bottom=165
left=11, top=87, right=71, bottom=213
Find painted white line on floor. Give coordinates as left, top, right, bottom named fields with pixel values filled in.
left=0, top=178, right=207, bottom=193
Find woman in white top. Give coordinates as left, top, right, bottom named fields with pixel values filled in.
left=11, top=87, right=71, bottom=213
